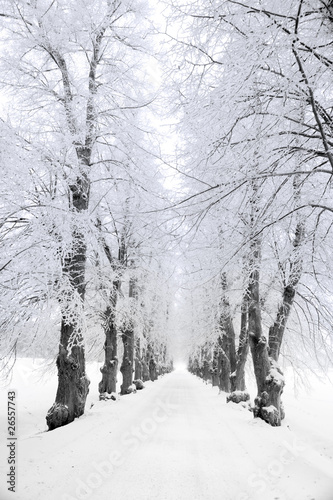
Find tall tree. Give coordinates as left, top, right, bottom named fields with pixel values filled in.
left=0, top=0, right=155, bottom=428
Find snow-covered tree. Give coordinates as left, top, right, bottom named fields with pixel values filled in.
left=0, top=0, right=160, bottom=428
left=164, top=0, right=333, bottom=425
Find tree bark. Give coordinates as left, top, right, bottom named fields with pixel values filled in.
left=230, top=297, right=249, bottom=392
left=211, top=345, right=220, bottom=387
left=217, top=335, right=231, bottom=392
left=252, top=220, right=304, bottom=423
left=141, top=346, right=150, bottom=382
left=251, top=220, right=304, bottom=425
left=227, top=295, right=250, bottom=405
left=221, top=273, right=237, bottom=374
left=149, top=357, right=157, bottom=381
left=216, top=273, right=238, bottom=392
left=46, top=170, right=90, bottom=430
left=120, top=277, right=136, bottom=395
left=98, top=297, right=118, bottom=396
left=120, top=324, right=135, bottom=394
left=98, top=230, right=123, bottom=398
left=134, top=337, right=143, bottom=380
left=269, top=221, right=305, bottom=361
left=250, top=334, right=285, bottom=426
left=201, top=345, right=211, bottom=383
left=46, top=331, right=90, bottom=430
left=248, top=237, right=285, bottom=426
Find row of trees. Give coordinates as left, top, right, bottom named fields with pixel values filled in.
left=165, top=0, right=333, bottom=425
left=0, top=0, right=174, bottom=430
left=1, top=0, right=332, bottom=431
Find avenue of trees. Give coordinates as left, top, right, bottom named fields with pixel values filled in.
left=167, top=0, right=333, bottom=425
left=0, top=0, right=174, bottom=430
left=0, top=0, right=332, bottom=428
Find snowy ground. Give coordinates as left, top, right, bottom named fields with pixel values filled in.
left=0, top=359, right=333, bottom=500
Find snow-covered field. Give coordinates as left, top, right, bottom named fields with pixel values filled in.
left=0, top=359, right=333, bottom=500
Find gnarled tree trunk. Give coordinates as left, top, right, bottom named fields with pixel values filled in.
left=251, top=220, right=304, bottom=425
left=251, top=335, right=285, bottom=426
left=141, top=347, right=150, bottom=382
left=98, top=233, right=123, bottom=398
left=269, top=221, right=305, bottom=361
left=134, top=337, right=143, bottom=380
left=148, top=358, right=157, bottom=381
left=230, top=297, right=249, bottom=392
left=120, top=323, right=135, bottom=394
left=99, top=299, right=118, bottom=396
left=47, top=171, right=91, bottom=430
left=217, top=335, right=231, bottom=392
left=120, top=277, right=136, bottom=394
left=248, top=232, right=285, bottom=426
left=227, top=294, right=250, bottom=404
left=211, top=345, right=220, bottom=387
left=217, top=274, right=237, bottom=393
left=201, top=345, right=211, bottom=384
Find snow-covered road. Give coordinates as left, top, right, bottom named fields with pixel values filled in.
left=2, top=366, right=333, bottom=500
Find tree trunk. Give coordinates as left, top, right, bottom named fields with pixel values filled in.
left=211, top=345, right=220, bottom=387
left=134, top=337, right=142, bottom=380
left=227, top=295, right=250, bottom=404
left=46, top=171, right=91, bottom=430
left=141, top=347, right=150, bottom=382
left=145, top=343, right=158, bottom=381
left=120, top=276, right=136, bottom=395
left=269, top=221, right=305, bottom=361
left=253, top=220, right=304, bottom=422
left=142, top=361, right=150, bottom=381
left=250, top=335, right=285, bottom=426
left=190, top=356, right=201, bottom=377
left=217, top=335, right=231, bottom=392
left=98, top=299, right=118, bottom=396
left=97, top=219, right=123, bottom=397
left=248, top=241, right=285, bottom=426
left=47, top=329, right=90, bottom=430
left=149, top=357, right=157, bottom=381
left=217, top=273, right=237, bottom=393
left=230, top=300, right=249, bottom=392
left=221, top=275, right=237, bottom=375
left=120, top=324, right=135, bottom=394
left=201, top=345, right=211, bottom=383
left=251, top=221, right=305, bottom=424
left=159, top=344, right=167, bottom=375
